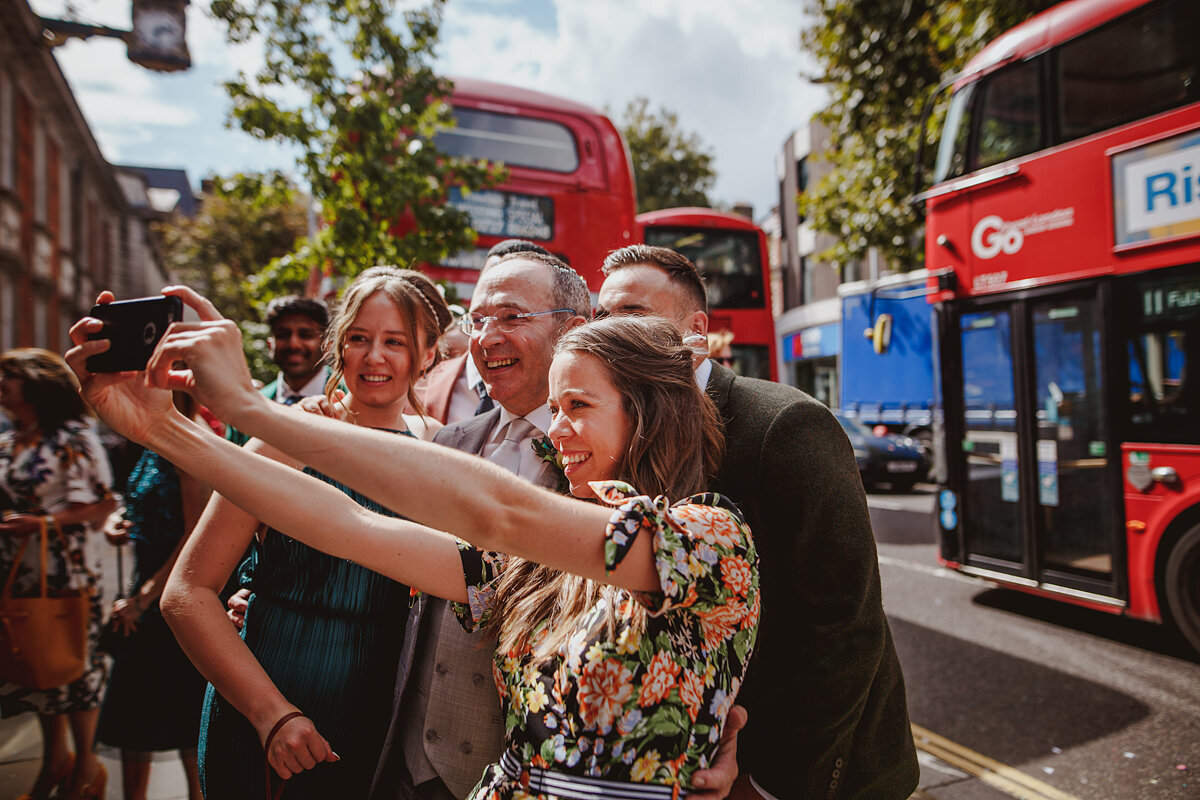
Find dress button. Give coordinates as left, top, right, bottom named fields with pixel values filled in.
left=435, top=662, right=449, bottom=676
left=835, top=758, right=844, bottom=768
left=459, top=741, right=473, bottom=754
left=832, top=769, right=840, bottom=778
left=471, top=672, right=486, bottom=687
left=425, top=728, right=440, bottom=742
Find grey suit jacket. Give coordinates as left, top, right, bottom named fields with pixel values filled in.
left=369, top=408, right=557, bottom=800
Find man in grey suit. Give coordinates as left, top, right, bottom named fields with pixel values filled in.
left=369, top=252, right=590, bottom=800
left=597, top=246, right=920, bottom=800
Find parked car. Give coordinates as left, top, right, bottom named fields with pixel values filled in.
left=835, top=414, right=928, bottom=492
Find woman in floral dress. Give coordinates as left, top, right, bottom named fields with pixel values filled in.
left=69, top=298, right=759, bottom=799
left=0, top=349, right=116, bottom=800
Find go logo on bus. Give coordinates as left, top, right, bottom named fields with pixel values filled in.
left=970, top=207, right=1075, bottom=260
left=971, top=215, right=1023, bottom=260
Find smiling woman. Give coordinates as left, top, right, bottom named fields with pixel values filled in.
left=166, top=267, right=454, bottom=799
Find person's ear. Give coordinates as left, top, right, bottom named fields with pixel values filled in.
left=419, top=344, right=437, bottom=375
left=684, top=310, right=709, bottom=338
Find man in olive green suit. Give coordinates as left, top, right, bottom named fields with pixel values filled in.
left=598, top=246, right=919, bottom=800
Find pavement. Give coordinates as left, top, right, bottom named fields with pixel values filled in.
left=0, top=535, right=193, bottom=800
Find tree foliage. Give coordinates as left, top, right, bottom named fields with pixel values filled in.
left=800, top=0, right=1058, bottom=271
left=208, top=0, right=502, bottom=300
left=153, top=172, right=309, bottom=380
left=619, top=97, right=716, bottom=213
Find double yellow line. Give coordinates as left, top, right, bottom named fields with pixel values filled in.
left=911, top=725, right=1082, bottom=800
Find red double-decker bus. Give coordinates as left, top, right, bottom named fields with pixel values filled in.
left=430, top=78, right=638, bottom=298
left=920, top=0, right=1200, bottom=651
left=639, top=208, right=777, bottom=381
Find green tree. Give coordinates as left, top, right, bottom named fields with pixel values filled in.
left=153, top=172, right=309, bottom=380
left=209, top=0, right=501, bottom=299
left=800, top=0, right=1057, bottom=271
left=619, top=97, right=716, bottom=213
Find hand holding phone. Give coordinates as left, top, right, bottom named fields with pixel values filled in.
left=85, top=296, right=184, bottom=372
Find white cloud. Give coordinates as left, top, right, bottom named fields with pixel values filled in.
left=32, top=0, right=828, bottom=216
left=438, top=0, right=827, bottom=216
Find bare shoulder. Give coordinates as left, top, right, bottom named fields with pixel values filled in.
left=404, top=413, right=443, bottom=442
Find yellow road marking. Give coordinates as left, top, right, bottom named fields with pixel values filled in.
left=911, top=724, right=1082, bottom=800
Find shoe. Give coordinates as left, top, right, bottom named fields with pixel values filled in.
left=15, top=752, right=75, bottom=800
left=64, top=762, right=106, bottom=800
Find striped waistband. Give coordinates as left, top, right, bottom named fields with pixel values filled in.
left=498, top=749, right=687, bottom=800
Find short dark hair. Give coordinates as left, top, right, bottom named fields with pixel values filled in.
left=602, top=245, right=708, bottom=315
left=485, top=239, right=551, bottom=261
left=264, top=296, right=329, bottom=331
left=491, top=251, right=591, bottom=319
left=0, top=348, right=88, bottom=435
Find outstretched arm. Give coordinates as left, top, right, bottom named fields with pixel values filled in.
left=66, top=290, right=661, bottom=593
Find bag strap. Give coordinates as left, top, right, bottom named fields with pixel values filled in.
left=1, top=517, right=47, bottom=599
left=263, top=711, right=305, bottom=800
left=38, top=516, right=48, bottom=598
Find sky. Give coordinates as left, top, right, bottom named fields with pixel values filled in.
left=30, top=0, right=828, bottom=221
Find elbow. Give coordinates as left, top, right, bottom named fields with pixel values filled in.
left=159, top=574, right=192, bottom=631
left=485, top=490, right=541, bottom=555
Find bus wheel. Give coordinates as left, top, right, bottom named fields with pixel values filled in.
left=1165, top=524, right=1200, bottom=655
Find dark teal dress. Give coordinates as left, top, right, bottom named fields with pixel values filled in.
left=96, top=449, right=207, bottom=751
left=197, top=439, right=411, bottom=799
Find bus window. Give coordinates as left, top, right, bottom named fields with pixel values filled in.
left=975, top=59, right=1042, bottom=170
left=932, top=82, right=976, bottom=184
left=1057, top=0, right=1200, bottom=142
left=1123, top=269, right=1199, bottom=441
left=435, top=108, right=579, bottom=173
left=643, top=227, right=764, bottom=309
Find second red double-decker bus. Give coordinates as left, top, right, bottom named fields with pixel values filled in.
left=639, top=208, right=777, bottom=381
left=920, top=0, right=1200, bottom=651
left=431, top=78, right=637, bottom=298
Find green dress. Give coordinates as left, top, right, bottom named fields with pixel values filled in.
left=198, top=436, right=411, bottom=799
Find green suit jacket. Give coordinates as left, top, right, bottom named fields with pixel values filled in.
left=706, top=363, right=918, bottom=800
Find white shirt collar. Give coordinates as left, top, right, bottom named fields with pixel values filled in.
left=275, top=368, right=328, bottom=403
left=694, top=358, right=714, bottom=392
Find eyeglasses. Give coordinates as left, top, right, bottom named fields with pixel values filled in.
left=459, top=308, right=573, bottom=336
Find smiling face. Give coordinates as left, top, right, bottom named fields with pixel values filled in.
left=268, top=312, right=326, bottom=387
left=547, top=351, right=632, bottom=499
left=340, top=291, right=434, bottom=414
left=469, top=259, right=569, bottom=417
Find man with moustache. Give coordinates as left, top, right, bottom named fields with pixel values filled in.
left=227, top=296, right=330, bottom=445
left=597, top=245, right=919, bottom=800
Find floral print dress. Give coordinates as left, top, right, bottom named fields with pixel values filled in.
left=0, top=420, right=112, bottom=715
left=452, top=481, right=759, bottom=799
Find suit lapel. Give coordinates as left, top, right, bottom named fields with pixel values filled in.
left=706, top=360, right=736, bottom=415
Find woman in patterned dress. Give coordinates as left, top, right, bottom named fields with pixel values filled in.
left=0, top=349, right=116, bottom=800
left=69, top=301, right=759, bottom=800
left=150, top=268, right=451, bottom=799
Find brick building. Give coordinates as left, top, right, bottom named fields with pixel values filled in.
left=0, top=0, right=168, bottom=354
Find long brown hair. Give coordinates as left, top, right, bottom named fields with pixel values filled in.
left=489, top=316, right=725, bottom=662
left=324, top=266, right=451, bottom=416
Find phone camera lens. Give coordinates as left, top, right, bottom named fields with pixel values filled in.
left=142, top=321, right=158, bottom=345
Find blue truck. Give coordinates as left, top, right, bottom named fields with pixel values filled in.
left=838, top=270, right=941, bottom=487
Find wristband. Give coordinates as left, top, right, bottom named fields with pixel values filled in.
left=264, top=710, right=305, bottom=755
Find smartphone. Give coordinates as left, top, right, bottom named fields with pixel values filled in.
left=85, top=296, right=183, bottom=372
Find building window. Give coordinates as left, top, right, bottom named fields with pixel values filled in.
left=0, top=70, right=12, bottom=192
left=33, top=121, right=46, bottom=225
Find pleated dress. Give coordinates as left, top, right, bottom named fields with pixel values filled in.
left=197, top=449, right=411, bottom=799
left=96, top=449, right=208, bottom=751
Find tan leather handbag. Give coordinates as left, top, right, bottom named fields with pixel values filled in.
left=0, top=517, right=91, bottom=689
